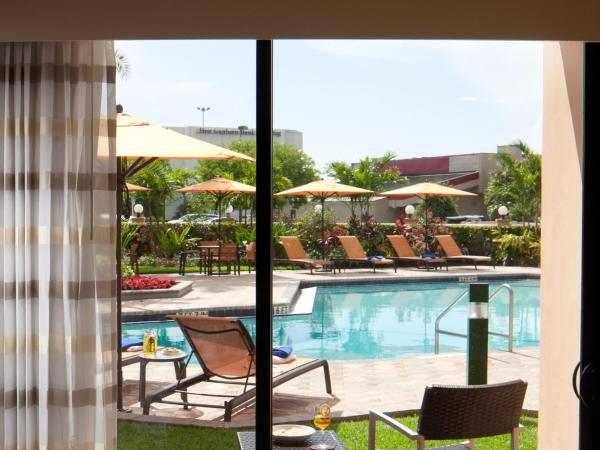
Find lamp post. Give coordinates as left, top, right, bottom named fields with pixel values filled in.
left=497, top=205, right=510, bottom=225
left=130, top=203, right=145, bottom=224
left=196, top=106, right=211, bottom=129
left=314, top=201, right=325, bottom=260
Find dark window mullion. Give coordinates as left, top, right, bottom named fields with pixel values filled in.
left=255, top=39, right=274, bottom=449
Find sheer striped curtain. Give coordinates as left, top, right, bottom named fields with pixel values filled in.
left=1, top=41, right=117, bottom=449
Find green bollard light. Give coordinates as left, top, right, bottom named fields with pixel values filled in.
left=467, top=283, right=489, bottom=385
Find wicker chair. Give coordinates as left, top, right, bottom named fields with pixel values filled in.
left=368, top=380, right=527, bottom=450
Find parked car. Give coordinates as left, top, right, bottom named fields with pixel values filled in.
left=168, top=213, right=218, bottom=224
left=195, top=216, right=235, bottom=224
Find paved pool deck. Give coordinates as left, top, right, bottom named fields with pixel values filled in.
left=119, top=265, right=540, bottom=427
left=122, top=265, right=540, bottom=321
left=120, top=347, right=539, bottom=427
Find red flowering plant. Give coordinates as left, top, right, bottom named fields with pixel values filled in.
left=395, top=211, right=451, bottom=255
left=121, top=275, right=177, bottom=291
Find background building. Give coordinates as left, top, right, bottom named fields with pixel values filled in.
left=167, top=125, right=303, bottom=170
left=287, top=145, right=523, bottom=223
left=165, top=125, right=303, bottom=218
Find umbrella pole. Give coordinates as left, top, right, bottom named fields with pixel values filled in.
left=116, top=157, right=128, bottom=412
left=217, top=194, right=222, bottom=275
left=320, top=197, right=325, bottom=261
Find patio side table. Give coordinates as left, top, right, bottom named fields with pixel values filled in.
left=138, top=350, right=189, bottom=406
left=236, top=430, right=347, bottom=450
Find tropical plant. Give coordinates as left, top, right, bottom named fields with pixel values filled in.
left=155, top=224, right=191, bottom=258
left=128, top=160, right=175, bottom=220
left=327, top=152, right=408, bottom=222
left=491, top=225, right=540, bottom=266
left=121, top=223, right=139, bottom=253
left=115, top=48, right=130, bottom=79
left=295, top=206, right=338, bottom=256
left=416, top=197, right=458, bottom=219
left=395, top=212, right=451, bottom=255
left=349, top=214, right=388, bottom=256
left=484, top=140, right=541, bottom=223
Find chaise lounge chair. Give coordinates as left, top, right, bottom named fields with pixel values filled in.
left=387, top=235, right=448, bottom=271
left=337, top=236, right=395, bottom=272
left=369, top=379, right=527, bottom=450
left=435, top=235, right=495, bottom=270
left=141, top=315, right=332, bottom=421
left=277, top=236, right=332, bottom=274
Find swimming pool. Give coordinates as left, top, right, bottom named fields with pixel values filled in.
left=122, top=278, right=540, bottom=361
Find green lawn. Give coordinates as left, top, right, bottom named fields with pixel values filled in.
left=118, top=415, right=537, bottom=449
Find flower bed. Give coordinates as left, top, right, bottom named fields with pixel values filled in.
left=122, top=276, right=177, bottom=291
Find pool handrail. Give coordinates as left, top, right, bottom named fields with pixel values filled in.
left=434, top=283, right=515, bottom=355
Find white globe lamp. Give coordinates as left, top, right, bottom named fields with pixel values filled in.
left=405, top=204, right=415, bottom=217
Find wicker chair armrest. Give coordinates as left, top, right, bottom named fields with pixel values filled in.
left=368, top=410, right=422, bottom=450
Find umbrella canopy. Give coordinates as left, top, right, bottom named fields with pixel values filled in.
left=125, top=182, right=150, bottom=192
left=380, top=182, right=476, bottom=198
left=177, top=177, right=256, bottom=195
left=381, top=182, right=476, bottom=251
left=117, top=113, right=255, bottom=162
left=177, top=178, right=256, bottom=245
left=277, top=180, right=374, bottom=261
left=276, top=180, right=374, bottom=198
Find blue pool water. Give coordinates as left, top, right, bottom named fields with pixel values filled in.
left=123, top=279, right=540, bottom=361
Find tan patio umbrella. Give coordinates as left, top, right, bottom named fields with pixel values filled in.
left=276, top=180, right=374, bottom=260
left=115, top=110, right=254, bottom=411
left=117, top=112, right=255, bottom=163
left=125, top=182, right=150, bottom=192
left=177, top=177, right=256, bottom=243
left=380, top=182, right=476, bottom=250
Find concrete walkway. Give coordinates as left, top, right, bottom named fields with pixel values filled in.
left=121, top=348, right=539, bottom=427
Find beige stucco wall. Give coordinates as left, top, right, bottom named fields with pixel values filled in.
left=539, top=41, right=583, bottom=449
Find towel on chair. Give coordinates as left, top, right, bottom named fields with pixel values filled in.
left=122, top=337, right=144, bottom=350
left=368, top=255, right=385, bottom=261
left=272, top=345, right=293, bottom=358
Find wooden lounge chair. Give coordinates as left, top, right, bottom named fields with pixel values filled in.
left=243, top=242, right=256, bottom=273
left=387, top=235, right=448, bottom=271
left=141, top=315, right=332, bottom=421
left=435, top=235, right=495, bottom=270
left=277, top=236, right=331, bottom=274
left=337, top=236, right=395, bottom=272
left=369, top=379, right=527, bottom=450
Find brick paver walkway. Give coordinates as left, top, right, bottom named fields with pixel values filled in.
left=121, top=348, right=539, bottom=426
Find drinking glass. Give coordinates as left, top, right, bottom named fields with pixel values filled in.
left=312, top=403, right=331, bottom=449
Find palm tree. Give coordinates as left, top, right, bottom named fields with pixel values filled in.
left=115, top=49, right=130, bottom=79
left=327, top=152, right=408, bottom=222
left=484, top=140, right=541, bottom=223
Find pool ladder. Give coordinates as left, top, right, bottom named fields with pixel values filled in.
left=434, top=283, right=514, bottom=355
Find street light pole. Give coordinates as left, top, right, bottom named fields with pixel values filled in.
left=196, top=106, right=210, bottom=129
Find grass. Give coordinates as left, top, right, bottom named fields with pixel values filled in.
left=118, top=415, right=537, bottom=449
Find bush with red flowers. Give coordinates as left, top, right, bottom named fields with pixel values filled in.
left=121, top=276, right=177, bottom=291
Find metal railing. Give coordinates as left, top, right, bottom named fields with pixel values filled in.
left=434, top=283, right=514, bottom=354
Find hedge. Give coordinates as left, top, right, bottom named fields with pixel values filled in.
left=123, top=221, right=540, bottom=268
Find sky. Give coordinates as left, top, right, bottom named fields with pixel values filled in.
left=116, top=40, right=543, bottom=170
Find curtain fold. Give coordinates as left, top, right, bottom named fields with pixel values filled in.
left=1, top=41, right=117, bottom=449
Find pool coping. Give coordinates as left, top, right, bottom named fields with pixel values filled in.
left=122, top=271, right=540, bottom=323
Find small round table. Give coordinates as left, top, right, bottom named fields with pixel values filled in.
left=138, top=349, right=190, bottom=407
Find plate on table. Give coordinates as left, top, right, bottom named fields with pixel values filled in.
left=161, top=347, right=182, bottom=355
left=272, top=424, right=315, bottom=445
